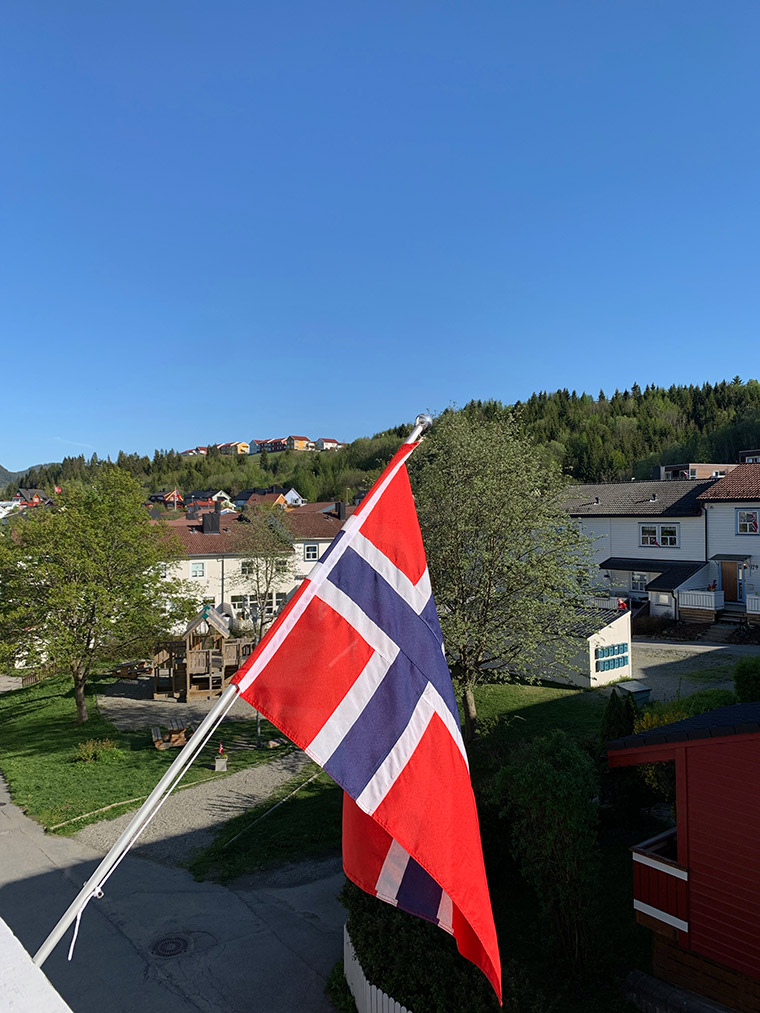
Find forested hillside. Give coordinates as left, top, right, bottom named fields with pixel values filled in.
left=512, top=377, right=760, bottom=481
left=5, top=379, right=760, bottom=499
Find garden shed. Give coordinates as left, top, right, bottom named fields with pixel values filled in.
left=608, top=702, right=760, bottom=1013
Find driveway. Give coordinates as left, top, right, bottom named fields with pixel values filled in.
left=0, top=771, right=344, bottom=1013
left=629, top=638, right=758, bottom=702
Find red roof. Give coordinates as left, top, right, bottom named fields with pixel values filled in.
left=156, top=507, right=353, bottom=554
left=697, top=464, right=760, bottom=501
left=287, top=435, right=310, bottom=441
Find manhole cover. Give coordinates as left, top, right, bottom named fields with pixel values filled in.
left=151, top=935, right=190, bottom=958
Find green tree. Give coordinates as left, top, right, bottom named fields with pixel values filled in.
left=409, top=409, right=593, bottom=741
left=230, top=505, right=295, bottom=642
left=0, top=467, right=199, bottom=722
left=500, top=730, right=599, bottom=968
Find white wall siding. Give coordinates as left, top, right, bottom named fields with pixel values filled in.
left=674, top=564, right=713, bottom=592
left=588, top=612, right=631, bottom=688
left=606, top=516, right=705, bottom=560
left=577, top=514, right=705, bottom=566
left=704, top=502, right=760, bottom=597
left=578, top=518, right=613, bottom=566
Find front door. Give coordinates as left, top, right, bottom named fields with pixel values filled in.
left=721, top=561, right=738, bottom=602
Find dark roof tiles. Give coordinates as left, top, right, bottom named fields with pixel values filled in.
left=566, top=479, right=715, bottom=517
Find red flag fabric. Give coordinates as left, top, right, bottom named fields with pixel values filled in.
left=232, top=443, right=501, bottom=999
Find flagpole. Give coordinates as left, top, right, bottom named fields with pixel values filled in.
left=406, top=413, right=433, bottom=444
left=33, top=682, right=241, bottom=967
left=34, top=412, right=433, bottom=969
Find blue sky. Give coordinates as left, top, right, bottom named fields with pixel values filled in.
left=2, top=2, right=759, bottom=471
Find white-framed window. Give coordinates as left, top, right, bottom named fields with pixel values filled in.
left=737, top=509, right=760, bottom=535
left=265, top=592, right=287, bottom=616
left=304, top=544, right=319, bottom=561
left=191, top=561, right=205, bottom=578
left=241, top=561, right=255, bottom=576
left=631, top=572, right=648, bottom=592
left=689, top=468, right=698, bottom=478
left=639, top=522, right=679, bottom=548
left=231, top=594, right=258, bottom=619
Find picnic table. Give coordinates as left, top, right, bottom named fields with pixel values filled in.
left=151, top=718, right=191, bottom=750
left=112, top=659, right=153, bottom=680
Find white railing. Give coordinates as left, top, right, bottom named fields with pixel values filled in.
left=747, top=595, right=760, bottom=615
left=678, top=590, right=724, bottom=610
left=587, top=595, right=621, bottom=609
left=344, top=925, right=412, bottom=1013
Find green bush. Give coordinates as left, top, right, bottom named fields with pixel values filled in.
left=500, top=730, right=599, bottom=969
left=733, top=656, right=760, bottom=703
left=681, top=688, right=737, bottom=716
left=73, top=738, right=122, bottom=763
left=631, top=615, right=670, bottom=636
left=341, top=881, right=502, bottom=1012
left=599, top=688, right=636, bottom=748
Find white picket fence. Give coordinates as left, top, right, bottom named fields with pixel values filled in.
left=344, top=924, right=412, bottom=1013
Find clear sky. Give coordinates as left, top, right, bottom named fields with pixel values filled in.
left=2, top=2, right=759, bottom=471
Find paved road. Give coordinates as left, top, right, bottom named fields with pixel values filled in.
left=629, top=639, right=758, bottom=702
left=0, top=774, right=344, bottom=1013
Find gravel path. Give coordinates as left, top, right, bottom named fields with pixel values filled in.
left=74, top=750, right=312, bottom=865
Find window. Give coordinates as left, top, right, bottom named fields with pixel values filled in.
left=191, top=562, right=205, bottom=578
left=265, top=592, right=287, bottom=616
left=712, top=470, right=726, bottom=478
left=241, top=561, right=256, bottom=576
left=737, top=509, right=760, bottom=535
left=631, top=572, right=648, bottom=591
left=689, top=468, right=698, bottom=478
left=304, top=544, right=319, bottom=561
left=231, top=594, right=258, bottom=619
left=639, top=523, right=679, bottom=548
left=157, top=563, right=168, bottom=578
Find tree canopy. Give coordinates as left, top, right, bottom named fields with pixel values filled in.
left=410, top=408, right=593, bottom=740
left=0, top=467, right=199, bottom=721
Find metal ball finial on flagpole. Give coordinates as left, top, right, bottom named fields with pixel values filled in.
left=407, top=413, right=433, bottom=443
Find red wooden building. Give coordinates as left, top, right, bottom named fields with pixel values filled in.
left=609, top=702, right=760, bottom=1012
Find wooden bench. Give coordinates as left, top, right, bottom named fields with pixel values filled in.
left=151, top=718, right=189, bottom=750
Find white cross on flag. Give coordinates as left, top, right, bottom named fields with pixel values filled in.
left=232, top=442, right=501, bottom=1000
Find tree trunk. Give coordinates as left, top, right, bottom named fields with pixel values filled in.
left=73, top=668, right=88, bottom=723
left=462, top=685, right=478, bottom=744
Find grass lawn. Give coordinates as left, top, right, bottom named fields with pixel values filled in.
left=0, top=671, right=288, bottom=833
left=188, top=765, right=343, bottom=883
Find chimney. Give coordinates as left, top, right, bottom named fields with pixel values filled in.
left=594, top=496, right=600, bottom=505
left=203, top=508, right=221, bottom=534
left=337, top=501, right=346, bottom=521
left=215, top=500, right=222, bottom=514
left=649, top=493, right=658, bottom=502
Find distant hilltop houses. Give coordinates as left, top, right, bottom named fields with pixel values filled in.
left=180, top=436, right=346, bottom=457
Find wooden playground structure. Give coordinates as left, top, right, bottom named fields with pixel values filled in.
left=152, top=605, right=256, bottom=701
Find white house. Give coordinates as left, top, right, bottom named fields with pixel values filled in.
left=682, top=465, right=760, bottom=623
left=159, top=503, right=355, bottom=626
left=567, top=479, right=714, bottom=618
left=567, top=465, right=760, bottom=623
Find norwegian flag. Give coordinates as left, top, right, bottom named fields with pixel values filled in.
left=232, top=442, right=501, bottom=999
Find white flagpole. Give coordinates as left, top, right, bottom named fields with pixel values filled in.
left=34, top=412, right=433, bottom=968
left=34, top=682, right=241, bottom=966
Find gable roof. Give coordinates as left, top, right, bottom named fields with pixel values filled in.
left=609, top=701, right=760, bottom=754
left=697, top=464, right=760, bottom=501
left=566, top=480, right=715, bottom=518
